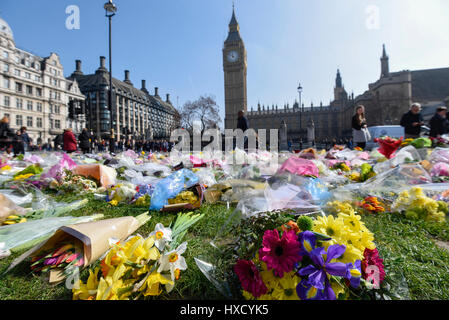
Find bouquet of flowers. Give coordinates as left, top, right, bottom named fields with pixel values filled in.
left=73, top=212, right=204, bottom=300
left=49, top=169, right=98, bottom=194
left=375, top=136, right=403, bottom=159
left=7, top=213, right=151, bottom=283
left=348, top=163, right=376, bottom=182
left=357, top=197, right=387, bottom=214
left=392, top=187, right=448, bottom=222
left=234, top=208, right=386, bottom=300
left=107, top=183, right=137, bottom=206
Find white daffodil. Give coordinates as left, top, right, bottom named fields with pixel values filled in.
left=157, top=242, right=188, bottom=285
left=149, top=223, right=172, bottom=250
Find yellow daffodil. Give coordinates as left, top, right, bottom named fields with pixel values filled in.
left=73, top=268, right=100, bottom=300
left=142, top=271, right=173, bottom=296
left=0, top=165, right=11, bottom=171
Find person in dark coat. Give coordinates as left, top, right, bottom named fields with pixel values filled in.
left=400, top=103, right=424, bottom=139
left=63, top=128, right=77, bottom=153
left=20, top=127, right=31, bottom=151
left=12, top=130, right=25, bottom=156
left=429, top=107, right=449, bottom=138
left=53, top=134, right=63, bottom=151
left=237, top=110, right=249, bottom=132
left=78, top=128, right=91, bottom=154
left=109, top=129, right=116, bottom=154
left=352, top=105, right=369, bottom=150
left=0, top=116, right=14, bottom=151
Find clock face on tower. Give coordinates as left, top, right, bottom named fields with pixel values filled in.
left=227, top=50, right=239, bottom=63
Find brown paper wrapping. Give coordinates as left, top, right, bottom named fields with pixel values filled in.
left=7, top=216, right=141, bottom=282
left=0, top=194, right=28, bottom=224
left=72, top=164, right=117, bottom=187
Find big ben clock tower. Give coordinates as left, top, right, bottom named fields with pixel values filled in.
left=223, top=6, right=247, bottom=129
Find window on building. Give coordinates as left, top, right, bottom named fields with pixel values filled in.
left=27, top=101, right=33, bottom=110
left=49, top=105, right=53, bottom=113
left=16, top=115, right=22, bottom=126
left=15, top=56, right=20, bottom=63
left=3, top=96, right=10, bottom=107
left=16, top=98, right=23, bottom=109
left=36, top=117, right=42, bottom=128
left=25, top=60, right=30, bottom=67
left=36, top=88, right=42, bottom=97
left=27, top=116, right=33, bottom=127
left=14, top=69, right=20, bottom=76
left=3, top=78, right=10, bottom=89
left=55, top=105, right=60, bottom=114
left=26, top=85, right=33, bottom=95
left=4, top=113, right=9, bottom=119
left=55, top=120, right=61, bottom=129
left=25, top=72, right=31, bottom=79
left=37, top=102, right=42, bottom=112
left=35, top=63, right=40, bottom=70
left=3, top=51, right=8, bottom=59
left=15, top=82, right=22, bottom=92
left=3, top=63, right=9, bottom=72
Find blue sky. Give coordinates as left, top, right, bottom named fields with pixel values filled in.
left=1, top=0, right=449, bottom=126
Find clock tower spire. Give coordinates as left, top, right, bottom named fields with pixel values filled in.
left=223, top=5, right=247, bottom=129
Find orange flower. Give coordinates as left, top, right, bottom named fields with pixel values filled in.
left=282, top=221, right=300, bottom=234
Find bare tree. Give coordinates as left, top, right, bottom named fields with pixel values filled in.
left=179, top=95, right=221, bottom=133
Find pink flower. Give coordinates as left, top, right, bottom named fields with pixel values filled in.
left=259, top=229, right=301, bottom=277
left=234, top=260, right=267, bottom=298
left=362, top=248, right=386, bottom=285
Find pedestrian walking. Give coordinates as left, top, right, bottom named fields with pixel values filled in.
left=63, top=128, right=77, bottom=153
left=352, top=105, right=371, bottom=150
left=78, top=128, right=91, bottom=154
left=12, top=130, right=25, bottom=156
left=429, top=107, right=449, bottom=138
left=0, top=116, right=14, bottom=151
left=400, top=103, right=424, bottom=139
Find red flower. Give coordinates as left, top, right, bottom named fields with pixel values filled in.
left=375, top=137, right=403, bottom=159
left=259, top=229, right=301, bottom=277
left=234, top=260, right=267, bottom=298
left=362, top=248, right=386, bottom=286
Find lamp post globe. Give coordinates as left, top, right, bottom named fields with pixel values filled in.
left=104, top=0, right=117, bottom=15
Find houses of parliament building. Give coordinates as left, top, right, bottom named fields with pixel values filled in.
left=223, top=8, right=449, bottom=142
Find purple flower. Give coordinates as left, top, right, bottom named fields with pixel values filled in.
left=296, top=244, right=349, bottom=300
left=346, top=260, right=362, bottom=288
left=296, top=278, right=336, bottom=300
left=298, top=231, right=317, bottom=256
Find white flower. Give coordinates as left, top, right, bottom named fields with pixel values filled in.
left=157, top=242, right=188, bottom=283
left=149, top=223, right=172, bottom=250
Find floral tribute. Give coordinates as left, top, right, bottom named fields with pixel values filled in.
left=374, top=136, right=403, bottom=159
left=392, top=187, right=448, bottom=222
left=73, top=212, right=203, bottom=300
left=357, top=197, right=387, bottom=214
left=234, top=208, right=386, bottom=300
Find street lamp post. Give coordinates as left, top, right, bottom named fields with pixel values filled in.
left=104, top=0, right=117, bottom=140
left=297, top=82, right=303, bottom=138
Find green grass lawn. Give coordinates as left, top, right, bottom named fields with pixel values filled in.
left=1, top=194, right=449, bottom=300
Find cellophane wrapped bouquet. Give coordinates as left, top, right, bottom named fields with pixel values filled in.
left=73, top=212, right=203, bottom=300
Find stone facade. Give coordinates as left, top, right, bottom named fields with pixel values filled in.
left=0, top=17, right=85, bottom=144
left=69, top=57, right=180, bottom=141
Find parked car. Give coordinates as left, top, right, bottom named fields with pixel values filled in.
left=365, top=125, right=430, bottom=150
